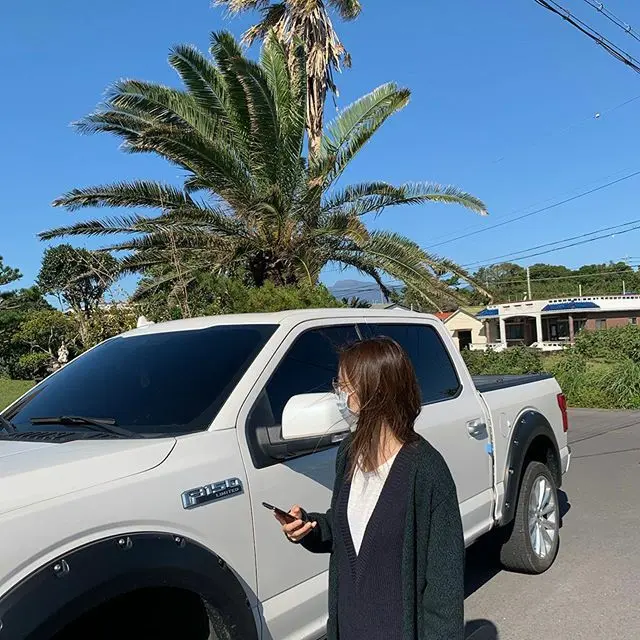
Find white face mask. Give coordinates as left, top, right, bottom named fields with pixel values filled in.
left=335, top=388, right=358, bottom=432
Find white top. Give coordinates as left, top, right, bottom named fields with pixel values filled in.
left=347, top=452, right=399, bottom=555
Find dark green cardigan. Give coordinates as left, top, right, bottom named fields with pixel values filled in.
left=300, top=435, right=465, bottom=640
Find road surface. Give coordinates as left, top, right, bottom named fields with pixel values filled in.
left=464, top=409, right=640, bottom=640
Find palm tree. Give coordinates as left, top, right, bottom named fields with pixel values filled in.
left=215, top=0, right=361, bottom=157
left=42, top=31, right=489, bottom=311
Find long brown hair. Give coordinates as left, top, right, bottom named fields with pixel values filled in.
left=339, top=336, right=421, bottom=474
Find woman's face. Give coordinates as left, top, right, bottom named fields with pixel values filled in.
left=337, top=368, right=360, bottom=413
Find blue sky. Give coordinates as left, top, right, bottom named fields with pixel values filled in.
left=3, top=0, right=640, bottom=295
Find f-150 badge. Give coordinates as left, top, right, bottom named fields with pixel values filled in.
left=181, top=478, right=243, bottom=510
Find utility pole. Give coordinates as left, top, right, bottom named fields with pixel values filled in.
left=579, top=283, right=583, bottom=297
left=526, top=266, right=532, bottom=301
left=623, top=280, right=627, bottom=296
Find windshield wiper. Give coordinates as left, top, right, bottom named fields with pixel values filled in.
left=0, top=414, right=17, bottom=434
left=29, top=416, right=139, bottom=439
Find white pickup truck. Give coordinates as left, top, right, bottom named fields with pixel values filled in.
left=0, top=309, right=570, bottom=640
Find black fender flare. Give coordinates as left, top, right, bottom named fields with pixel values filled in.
left=500, top=410, right=561, bottom=526
left=0, top=532, right=259, bottom=640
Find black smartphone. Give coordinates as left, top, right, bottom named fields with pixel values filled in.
left=262, top=502, right=307, bottom=524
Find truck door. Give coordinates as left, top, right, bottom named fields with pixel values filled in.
left=236, top=320, right=361, bottom=640
left=362, top=320, right=494, bottom=544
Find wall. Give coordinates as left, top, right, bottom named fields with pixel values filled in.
left=584, top=311, right=640, bottom=330
left=445, top=312, right=486, bottom=350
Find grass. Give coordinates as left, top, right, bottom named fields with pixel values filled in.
left=0, top=379, right=34, bottom=410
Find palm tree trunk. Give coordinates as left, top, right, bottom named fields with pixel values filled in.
left=307, top=72, right=327, bottom=159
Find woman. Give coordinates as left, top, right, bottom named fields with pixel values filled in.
left=273, top=336, right=465, bottom=640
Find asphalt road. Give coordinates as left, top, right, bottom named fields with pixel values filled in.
left=464, top=409, right=640, bottom=640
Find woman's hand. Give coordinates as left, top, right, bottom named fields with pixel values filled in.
left=274, top=505, right=317, bottom=542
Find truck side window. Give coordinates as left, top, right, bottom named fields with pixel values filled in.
left=262, top=325, right=360, bottom=426
left=364, top=323, right=461, bottom=404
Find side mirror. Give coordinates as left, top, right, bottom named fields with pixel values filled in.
left=281, top=392, right=349, bottom=441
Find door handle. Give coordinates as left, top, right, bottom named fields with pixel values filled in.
left=466, top=419, right=487, bottom=437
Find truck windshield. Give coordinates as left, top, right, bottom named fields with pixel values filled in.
left=5, top=324, right=276, bottom=437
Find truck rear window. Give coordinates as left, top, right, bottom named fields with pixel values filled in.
left=6, top=324, right=276, bottom=436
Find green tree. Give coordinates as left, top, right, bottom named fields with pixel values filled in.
left=83, top=306, right=138, bottom=347
left=37, top=244, right=118, bottom=316
left=137, top=270, right=342, bottom=321
left=42, top=31, right=488, bottom=312
left=231, top=281, right=341, bottom=313
left=473, top=261, right=640, bottom=303
left=0, top=286, right=51, bottom=377
left=0, top=257, right=23, bottom=314
left=37, top=244, right=119, bottom=347
left=12, top=309, right=77, bottom=379
left=0, top=256, right=21, bottom=289
left=215, top=0, right=361, bottom=157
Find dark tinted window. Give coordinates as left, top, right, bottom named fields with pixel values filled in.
left=259, top=325, right=359, bottom=425
left=364, top=323, right=460, bottom=404
left=8, top=325, right=276, bottom=435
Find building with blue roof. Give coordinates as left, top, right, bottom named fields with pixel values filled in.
left=472, top=295, right=640, bottom=351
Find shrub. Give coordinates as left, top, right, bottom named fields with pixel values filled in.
left=596, top=359, right=640, bottom=409
left=546, top=351, right=587, bottom=402
left=462, top=346, right=544, bottom=376
left=546, top=349, right=640, bottom=409
left=228, top=282, right=342, bottom=314
left=574, top=325, right=640, bottom=362
left=14, top=352, right=53, bottom=380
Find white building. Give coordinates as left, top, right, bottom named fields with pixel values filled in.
left=437, top=308, right=487, bottom=351
left=473, top=295, right=640, bottom=351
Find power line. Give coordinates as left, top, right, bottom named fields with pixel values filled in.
left=464, top=218, right=640, bottom=268
left=426, top=165, right=639, bottom=247
left=581, top=0, right=640, bottom=43
left=330, top=265, right=640, bottom=299
left=471, top=222, right=640, bottom=269
left=427, top=168, right=640, bottom=249
left=534, top=0, right=640, bottom=74
left=485, top=268, right=640, bottom=287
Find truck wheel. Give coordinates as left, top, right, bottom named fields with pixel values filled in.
left=54, top=587, right=232, bottom=639
left=500, top=461, right=560, bottom=574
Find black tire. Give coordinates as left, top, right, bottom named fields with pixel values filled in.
left=54, top=588, right=229, bottom=640
left=499, top=461, right=560, bottom=574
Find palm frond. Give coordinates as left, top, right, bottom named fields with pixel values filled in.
left=327, top=0, right=362, bottom=20
left=313, top=212, right=370, bottom=245
left=106, top=79, right=222, bottom=144
left=323, top=182, right=488, bottom=217
left=329, top=253, right=391, bottom=298
left=74, top=110, right=161, bottom=143
left=261, top=35, right=306, bottom=195
left=52, top=181, right=196, bottom=212
left=210, top=31, right=252, bottom=139
left=229, top=55, right=281, bottom=182
left=321, top=83, right=409, bottom=153
left=38, top=215, right=154, bottom=240
left=168, top=44, right=239, bottom=140
left=354, top=230, right=472, bottom=308
left=213, top=0, right=271, bottom=15
left=136, top=129, right=256, bottom=203
left=426, top=255, right=493, bottom=300
left=242, top=4, right=287, bottom=47
left=314, top=83, right=410, bottom=186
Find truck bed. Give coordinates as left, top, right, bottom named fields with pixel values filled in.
left=472, top=373, right=554, bottom=393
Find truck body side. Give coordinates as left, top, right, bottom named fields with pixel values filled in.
left=0, top=309, right=570, bottom=640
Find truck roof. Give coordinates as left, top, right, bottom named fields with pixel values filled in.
left=121, top=307, right=430, bottom=338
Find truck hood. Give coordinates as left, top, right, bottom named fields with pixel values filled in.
left=0, top=438, right=176, bottom=516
